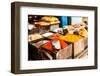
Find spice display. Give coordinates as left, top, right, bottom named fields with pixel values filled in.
left=52, top=28, right=63, bottom=34
left=28, top=15, right=88, bottom=60
left=42, top=32, right=53, bottom=37
left=67, top=25, right=75, bottom=34
left=42, top=38, right=68, bottom=53
left=41, top=16, right=60, bottom=24
left=60, top=34, right=82, bottom=43
left=32, top=40, right=49, bottom=48
left=79, top=28, right=88, bottom=37
left=34, top=21, right=50, bottom=26
left=48, top=33, right=61, bottom=39
left=28, top=34, right=43, bottom=42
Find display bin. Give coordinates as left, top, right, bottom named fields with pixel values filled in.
left=67, top=37, right=88, bottom=58
left=74, top=48, right=88, bottom=59
left=56, top=43, right=72, bottom=59
left=40, top=43, right=72, bottom=60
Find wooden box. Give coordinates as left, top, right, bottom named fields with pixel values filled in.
left=72, top=37, right=88, bottom=58
left=56, top=43, right=72, bottom=59
left=40, top=43, right=72, bottom=60
left=75, top=48, right=88, bottom=59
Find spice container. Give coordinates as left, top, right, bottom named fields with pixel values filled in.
left=41, top=38, right=72, bottom=59
left=60, top=34, right=87, bottom=58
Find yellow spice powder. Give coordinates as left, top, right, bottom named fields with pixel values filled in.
left=60, top=34, right=82, bottom=43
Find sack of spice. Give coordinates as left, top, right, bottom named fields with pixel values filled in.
left=79, top=28, right=88, bottom=37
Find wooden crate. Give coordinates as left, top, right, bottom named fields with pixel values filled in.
left=74, top=47, right=88, bottom=59
left=40, top=43, right=72, bottom=60
left=56, top=43, right=72, bottom=59
left=72, top=37, right=88, bottom=58
left=39, top=37, right=88, bottom=59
